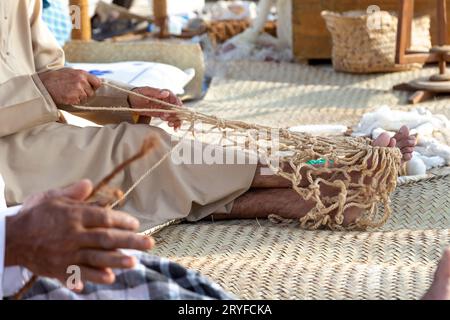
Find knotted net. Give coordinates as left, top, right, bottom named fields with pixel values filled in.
left=73, top=81, right=403, bottom=231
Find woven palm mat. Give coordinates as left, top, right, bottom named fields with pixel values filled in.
left=151, top=168, right=450, bottom=300
left=152, top=220, right=446, bottom=300
left=198, top=61, right=449, bottom=129
left=206, top=60, right=436, bottom=89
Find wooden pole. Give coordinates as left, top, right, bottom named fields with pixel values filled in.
left=437, top=0, right=448, bottom=74
left=153, top=0, right=169, bottom=38
left=396, top=0, right=414, bottom=64
left=437, top=0, right=448, bottom=46
left=70, top=0, right=92, bottom=41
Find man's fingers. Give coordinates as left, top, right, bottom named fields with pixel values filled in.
left=82, top=209, right=140, bottom=231
left=86, top=73, right=102, bottom=90
left=79, top=266, right=116, bottom=285
left=157, top=89, right=171, bottom=99
left=82, top=83, right=95, bottom=99
left=47, top=180, right=93, bottom=201
left=169, top=93, right=183, bottom=107
left=130, top=87, right=183, bottom=126
left=174, top=120, right=182, bottom=130
left=58, top=266, right=115, bottom=289
left=78, top=249, right=137, bottom=269
left=81, top=229, right=155, bottom=251
left=136, top=87, right=164, bottom=98
left=59, top=276, right=84, bottom=292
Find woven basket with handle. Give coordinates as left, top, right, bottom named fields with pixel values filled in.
left=321, top=10, right=430, bottom=74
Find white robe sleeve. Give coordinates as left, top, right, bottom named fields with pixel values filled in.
left=0, top=175, right=31, bottom=299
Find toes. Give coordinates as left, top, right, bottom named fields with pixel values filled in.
left=393, top=126, right=410, bottom=141
left=396, top=135, right=417, bottom=149
left=401, top=147, right=415, bottom=154
left=373, top=132, right=392, bottom=147
left=403, top=153, right=413, bottom=162
left=399, top=125, right=410, bottom=137
left=388, top=138, right=397, bottom=148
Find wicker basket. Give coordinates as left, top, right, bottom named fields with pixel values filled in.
left=321, top=10, right=431, bottom=74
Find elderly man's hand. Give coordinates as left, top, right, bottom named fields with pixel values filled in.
left=4, top=180, right=154, bottom=290
left=129, top=87, right=183, bottom=130
left=38, top=68, right=102, bottom=106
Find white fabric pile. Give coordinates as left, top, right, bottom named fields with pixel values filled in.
left=353, top=106, right=450, bottom=176
left=216, top=0, right=293, bottom=62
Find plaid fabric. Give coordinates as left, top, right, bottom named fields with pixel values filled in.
left=42, top=0, right=72, bottom=46
left=21, top=251, right=234, bottom=300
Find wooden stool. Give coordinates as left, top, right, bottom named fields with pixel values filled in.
left=394, top=0, right=450, bottom=104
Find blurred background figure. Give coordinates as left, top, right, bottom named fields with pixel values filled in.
left=113, top=0, right=134, bottom=8
left=42, top=0, right=73, bottom=46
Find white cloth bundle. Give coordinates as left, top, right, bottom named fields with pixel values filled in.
left=353, top=106, right=450, bottom=176
left=208, top=0, right=258, bottom=21
left=217, top=0, right=293, bottom=62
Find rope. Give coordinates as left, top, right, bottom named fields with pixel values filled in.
left=110, top=123, right=194, bottom=209
left=72, top=80, right=403, bottom=231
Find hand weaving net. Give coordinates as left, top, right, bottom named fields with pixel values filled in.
left=71, top=81, right=403, bottom=231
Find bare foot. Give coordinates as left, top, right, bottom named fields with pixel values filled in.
left=226, top=127, right=418, bottom=225
left=341, top=126, right=416, bottom=225
left=423, top=248, right=450, bottom=300
left=372, top=125, right=417, bottom=162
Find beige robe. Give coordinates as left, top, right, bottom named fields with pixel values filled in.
left=0, top=0, right=256, bottom=230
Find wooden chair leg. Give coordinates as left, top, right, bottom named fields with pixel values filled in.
left=396, top=0, right=414, bottom=64
left=437, top=0, right=448, bottom=46
left=408, top=90, right=436, bottom=104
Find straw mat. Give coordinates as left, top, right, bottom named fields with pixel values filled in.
left=150, top=167, right=450, bottom=300
left=152, top=221, right=447, bottom=300
left=200, top=61, right=449, bottom=130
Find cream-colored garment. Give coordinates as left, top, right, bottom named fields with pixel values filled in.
left=0, top=0, right=133, bottom=136
left=0, top=0, right=61, bottom=137
left=0, top=0, right=257, bottom=230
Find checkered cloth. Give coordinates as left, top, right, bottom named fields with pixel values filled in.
left=42, top=0, right=73, bottom=46
left=21, top=251, right=234, bottom=300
